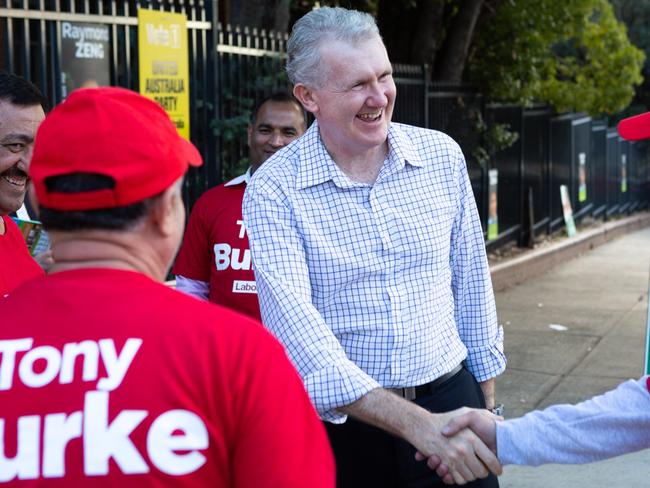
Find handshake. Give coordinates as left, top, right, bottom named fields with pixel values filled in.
left=410, top=375, right=650, bottom=485
left=413, top=407, right=502, bottom=486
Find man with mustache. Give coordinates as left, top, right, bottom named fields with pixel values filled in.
left=0, top=71, right=46, bottom=297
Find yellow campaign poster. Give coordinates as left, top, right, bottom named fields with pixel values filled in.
left=137, top=9, right=190, bottom=139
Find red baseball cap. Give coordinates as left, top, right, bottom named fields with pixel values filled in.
left=617, top=111, right=650, bottom=141
left=30, top=87, right=202, bottom=211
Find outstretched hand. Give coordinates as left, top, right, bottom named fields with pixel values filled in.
left=415, top=408, right=501, bottom=485
left=410, top=407, right=502, bottom=485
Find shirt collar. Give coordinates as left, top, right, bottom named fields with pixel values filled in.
left=387, top=123, right=425, bottom=169
left=295, top=121, right=424, bottom=190
left=224, top=168, right=251, bottom=187
left=295, top=121, right=338, bottom=190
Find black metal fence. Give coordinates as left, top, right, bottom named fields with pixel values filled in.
left=392, top=63, right=650, bottom=249
left=215, top=23, right=290, bottom=182
left=3, top=4, right=649, bottom=251
left=1, top=0, right=218, bottom=210
left=484, top=108, right=650, bottom=248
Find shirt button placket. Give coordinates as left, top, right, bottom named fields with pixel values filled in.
left=371, top=185, right=402, bottom=382
left=370, top=187, right=389, bottom=250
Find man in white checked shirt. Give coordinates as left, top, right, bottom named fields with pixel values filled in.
left=243, top=7, right=506, bottom=487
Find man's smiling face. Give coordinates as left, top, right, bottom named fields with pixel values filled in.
left=247, top=99, right=306, bottom=174
left=0, top=100, right=45, bottom=215
left=305, top=35, right=396, bottom=160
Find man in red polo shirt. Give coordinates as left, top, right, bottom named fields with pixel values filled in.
left=0, top=71, right=46, bottom=297
left=0, top=87, right=334, bottom=487
left=173, top=93, right=307, bottom=320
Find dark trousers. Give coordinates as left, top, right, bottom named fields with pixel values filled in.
left=325, top=367, right=499, bottom=488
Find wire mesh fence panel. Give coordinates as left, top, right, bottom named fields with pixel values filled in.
left=572, top=116, right=592, bottom=222
left=428, top=84, right=486, bottom=223
left=485, top=104, right=523, bottom=245
left=523, top=107, right=552, bottom=235
left=606, top=130, right=621, bottom=217
left=393, top=63, right=427, bottom=128
left=591, top=121, right=608, bottom=218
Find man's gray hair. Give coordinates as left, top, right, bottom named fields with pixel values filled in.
left=286, top=7, right=380, bottom=88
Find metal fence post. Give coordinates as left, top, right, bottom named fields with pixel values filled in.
left=423, top=63, right=429, bottom=129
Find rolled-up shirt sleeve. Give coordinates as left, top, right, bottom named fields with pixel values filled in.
left=243, top=177, right=380, bottom=422
left=450, top=152, right=506, bottom=382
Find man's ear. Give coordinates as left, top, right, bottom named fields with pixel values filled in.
left=149, top=184, right=178, bottom=238
left=293, top=83, right=318, bottom=115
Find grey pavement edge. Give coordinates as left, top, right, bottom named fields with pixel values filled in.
left=491, top=216, right=650, bottom=487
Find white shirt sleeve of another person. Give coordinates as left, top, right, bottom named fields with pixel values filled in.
left=175, top=275, right=210, bottom=300
left=496, top=376, right=650, bottom=465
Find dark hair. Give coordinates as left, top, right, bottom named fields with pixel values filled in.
left=38, top=173, right=158, bottom=231
left=250, top=92, right=307, bottom=128
left=0, top=71, right=48, bottom=110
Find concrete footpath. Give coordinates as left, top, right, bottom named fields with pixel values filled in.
left=492, top=222, right=650, bottom=487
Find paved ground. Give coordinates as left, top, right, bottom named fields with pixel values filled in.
left=493, top=225, right=650, bottom=487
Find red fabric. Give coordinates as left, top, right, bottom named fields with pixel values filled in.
left=646, top=376, right=650, bottom=394
left=30, top=87, right=202, bottom=211
left=0, top=269, right=335, bottom=487
left=0, top=216, right=44, bottom=298
left=173, top=181, right=261, bottom=321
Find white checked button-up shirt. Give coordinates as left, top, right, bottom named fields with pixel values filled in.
left=243, top=121, right=506, bottom=422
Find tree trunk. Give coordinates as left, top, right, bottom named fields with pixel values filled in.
left=378, top=0, right=446, bottom=65
left=266, top=0, right=292, bottom=33
left=409, top=0, right=447, bottom=65
left=377, top=0, right=419, bottom=63
left=229, top=0, right=263, bottom=28
left=228, top=0, right=291, bottom=31
left=435, top=0, right=485, bottom=82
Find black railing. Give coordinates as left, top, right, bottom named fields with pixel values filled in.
left=1, top=0, right=218, bottom=212
left=3, top=5, right=649, bottom=250
left=390, top=63, right=650, bottom=247
left=215, top=23, right=290, bottom=182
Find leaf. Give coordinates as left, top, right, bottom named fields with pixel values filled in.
left=470, top=0, right=644, bottom=115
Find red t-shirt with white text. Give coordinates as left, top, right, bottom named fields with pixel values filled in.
left=0, top=268, right=334, bottom=487
left=0, top=215, right=43, bottom=298
left=173, top=177, right=261, bottom=320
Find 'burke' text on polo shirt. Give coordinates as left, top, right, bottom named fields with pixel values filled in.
left=0, top=338, right=209, bottom=481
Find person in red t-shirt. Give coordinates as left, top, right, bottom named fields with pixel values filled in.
left=173, top=93, right=307, bottom=320
left=0, top=71, right=46, bottom=297
left=0, top=87, right=335, bottom=487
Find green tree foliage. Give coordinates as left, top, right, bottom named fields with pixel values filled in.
left=471, top=0, right=645, bottom=115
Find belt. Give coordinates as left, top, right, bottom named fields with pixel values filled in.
left=388, top=364, right=463, bottom=401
